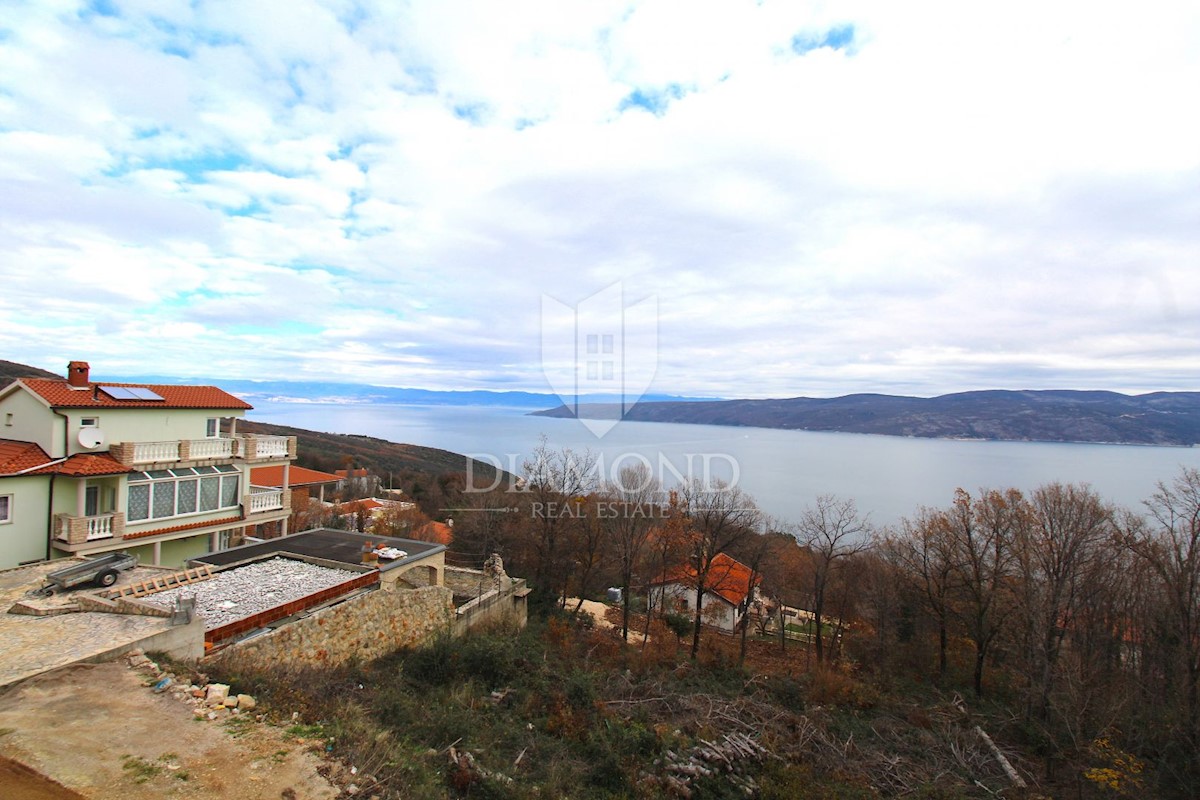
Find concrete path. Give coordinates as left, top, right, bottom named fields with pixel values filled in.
left=0, top=563, right=178, bottom=688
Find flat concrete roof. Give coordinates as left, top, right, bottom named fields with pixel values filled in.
left=190, top=528, right=445, bottom=573
left=144, top=556, right=365, bottom=629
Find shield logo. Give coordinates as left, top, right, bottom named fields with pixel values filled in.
left=541, top=282, right=658, bottom=438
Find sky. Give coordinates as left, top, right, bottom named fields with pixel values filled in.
left=1, top=0, right=1198, bottom=399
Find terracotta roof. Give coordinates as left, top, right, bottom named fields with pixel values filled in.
left=251, top=465, right=340, bottom=488
left=341, top=498, right=388, bottom=513
left=652, top=552, right=759, bottom=607
left=122, top=514, right=244, bottom=541
left=0, top=439, right=54, bottom=474
left=414, top=521, right=453, bottom=545
left=34, top=453, right=133, bottom=477
left=16, top=378, right=252, bottom=410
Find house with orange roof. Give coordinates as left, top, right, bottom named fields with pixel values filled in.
left=0, top=361, right=296, bottom=569
left=648, top=552, right=760, bottom=633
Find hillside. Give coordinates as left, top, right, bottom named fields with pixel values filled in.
left=532, top=389, right=1200, bottom=445
left=0, top=358, right=59, bottom=388
left=238, top=419, right=505, bottom=484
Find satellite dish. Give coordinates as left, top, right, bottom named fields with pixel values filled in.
left=78, top=428, right=106, bottom=449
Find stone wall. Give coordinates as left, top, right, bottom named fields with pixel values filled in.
left=207, top=585, right=453, bottom=670
left=454, top=578, right=528, bottom=635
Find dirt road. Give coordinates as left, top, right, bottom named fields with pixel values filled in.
left=0, top=662, right=338, bottom=800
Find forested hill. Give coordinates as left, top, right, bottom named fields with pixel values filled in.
left=238, top=419, right=506, bottom=483
left=0, top=359, right=59, bottom=388
left=532, top=390, right=1200, bottom=445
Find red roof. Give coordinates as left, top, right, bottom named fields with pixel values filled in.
left=414, top=521, right=453, bottom=545
left=251, top=465, right=340, bottom=488
left=123, top=514, right=244, bottom=541
left=35, top=453, right=132, bottom=477
left=653, top=552, right=759, bottom=607
left=335, top=468, right=371, bottom=478
left=341, top=498, right=388, bottom=513
left=0, top=439, right=53, bottom=474
left=15, top=378, right=251, bottom=410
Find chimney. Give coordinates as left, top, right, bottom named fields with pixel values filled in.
left=67, top=361, right=90, bottom=389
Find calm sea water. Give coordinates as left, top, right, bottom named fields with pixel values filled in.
left=248, top=401, right=1200, bottom=528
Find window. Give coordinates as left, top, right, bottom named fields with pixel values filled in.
left=4, top=412, right=12, bottom=427
left=127, top=465, right=240, bottom=522
left=0, top=494, right=10, bottom=524
left=80, top=417, right=99, bottom=428
left=206, top=417, right=220, bottom=438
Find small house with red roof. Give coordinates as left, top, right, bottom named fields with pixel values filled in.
left=0, top=361, right=296, bottom=569
left=648, top=552, right=760, bottom=633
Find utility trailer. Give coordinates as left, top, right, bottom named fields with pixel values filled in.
left=39, top=552, right=137, bottom=594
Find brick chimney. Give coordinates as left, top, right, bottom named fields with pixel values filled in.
left=67, top=361, right=90, bottom=388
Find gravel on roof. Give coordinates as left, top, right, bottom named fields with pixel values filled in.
left=143, top=557, right=362, bottom=629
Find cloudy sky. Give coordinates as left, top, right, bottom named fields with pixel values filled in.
left=1, top=0, right=1198, bottom=398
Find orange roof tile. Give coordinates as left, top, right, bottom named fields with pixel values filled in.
left=251, top=465, right=340, bottom=488
left=414, top=521, right=453, bottom=545
left=34, top=453, right=133, bottom=477
left=16, top=378, right=252, bottom=410
left=0, top=439, right=54, bottom=474
left=652, top=552, right=759, bottom=607
left=122, top=515, right=244, bottom=541
left=341, top=498, right=388, bottom=513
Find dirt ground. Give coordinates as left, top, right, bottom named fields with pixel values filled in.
left=0, top=662, right=338, bottom=800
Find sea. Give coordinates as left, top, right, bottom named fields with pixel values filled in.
left=247, top=401, right=1200, bottom=529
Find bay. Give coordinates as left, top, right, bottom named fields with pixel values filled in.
left=247, top=400, right=1200, bottom=528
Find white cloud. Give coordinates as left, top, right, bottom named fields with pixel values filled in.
left=0, top=0, right=1197, bottom=396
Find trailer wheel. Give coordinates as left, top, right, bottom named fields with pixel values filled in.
left=97, top=570, right=119, bottom=587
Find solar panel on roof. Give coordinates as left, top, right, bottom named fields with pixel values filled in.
left=129, top=387, right=165, bottom=401
left=100, top=386, right=165, bottom=401
left=100, top=386, right=140, bottom=400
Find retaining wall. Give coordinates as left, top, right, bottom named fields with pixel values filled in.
left=207, top=585, right=454, bottom=670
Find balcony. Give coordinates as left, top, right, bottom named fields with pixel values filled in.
left=55, top=512, right=126, bottom=545
left=236, top=434, right=294, bottom=461
left=246, top=486, right=287, bottom=514
left=109, top=435, right=295, bottom=466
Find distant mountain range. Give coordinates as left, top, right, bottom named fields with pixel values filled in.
left=531, top=390, right=1200, bottom=446
left=0, top=362, right=711, bottom=408
left=110, top=376, right=714, bottom=409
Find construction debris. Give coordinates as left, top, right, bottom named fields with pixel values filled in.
left=141, top=558, right=361, bottom=628
left=123, top=649, right=256, bottom=718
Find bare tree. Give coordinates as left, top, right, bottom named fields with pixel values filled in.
left=602, top=463, right=662, bottom=641
left=520, top=437, right=598, bottom=605
left=792, top=494, right=871, bottom=663
left=1017, top=482, right=1113, bottom=724
left=947, top=488, right=1026, bottom=698
left=1126, top=467, right=1200, bottom=748
left=679, top=478, right=761, bottom=659
left=882, top=507, right=958, bottom=682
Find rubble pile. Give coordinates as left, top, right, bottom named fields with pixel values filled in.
left=125, top=648, right=257, bottom=720
left=142, top=557, right=360, bottom=627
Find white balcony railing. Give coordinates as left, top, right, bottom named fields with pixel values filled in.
left=86, top=514, right=117, bottom=540
left=55, top=512, right=123, bottom=544
left=236, top=434, right=290, bottom=460
left=189, top=437, right=236, bottom=460
left=248, top=487, right=285, bottom=513
left=131, top=440, right=181, bottom=464
left=127, top=437, right=237, bottom=464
